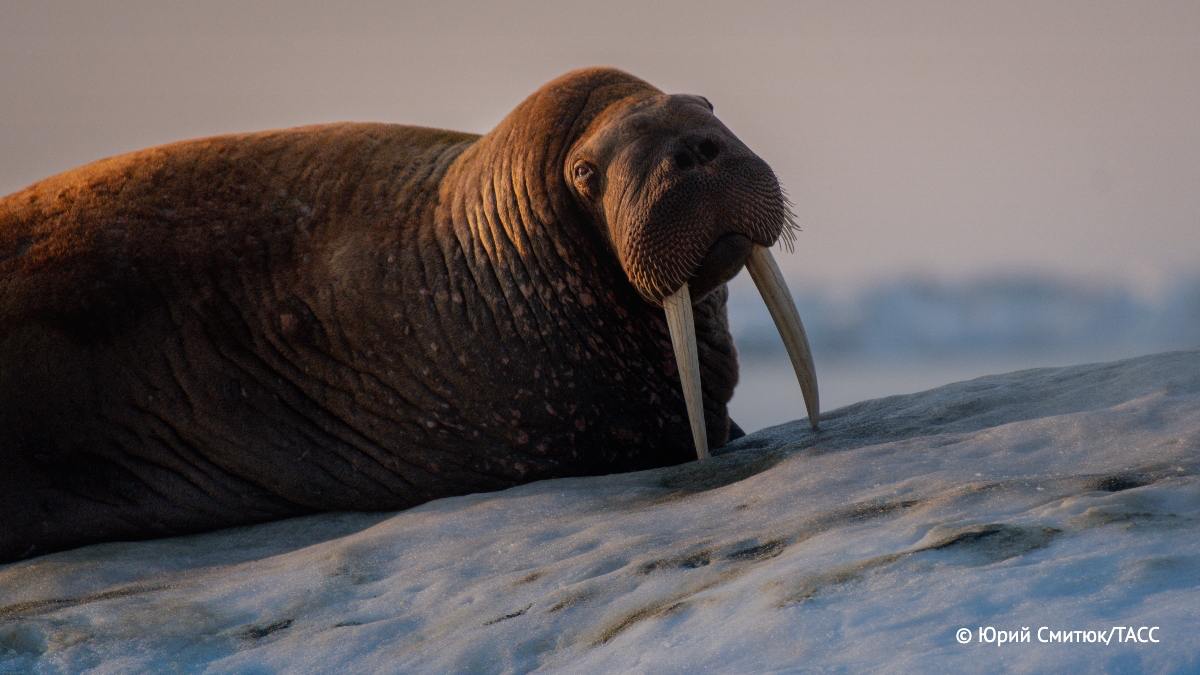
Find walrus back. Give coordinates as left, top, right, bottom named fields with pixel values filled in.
left=0, top=123, right=478, bottom=329
left=0, top=122, right=478, bottom=560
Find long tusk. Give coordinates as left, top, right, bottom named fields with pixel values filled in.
left=746, top=245, right=820, bottom=430
left=663, top=283, right=710, bottom=460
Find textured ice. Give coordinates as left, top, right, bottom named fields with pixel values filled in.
left=2, top=351, right=1198, bottom=673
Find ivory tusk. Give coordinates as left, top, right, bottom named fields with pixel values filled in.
left=745, top=245, right=820, bottom=430
left=662, top=283, right=710, bottom=460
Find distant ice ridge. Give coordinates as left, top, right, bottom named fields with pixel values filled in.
left=2, top=351, right=1199, bottom=673
left=727, top=272, right=1200, bottom=360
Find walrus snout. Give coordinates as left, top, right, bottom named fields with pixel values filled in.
left=613, top=155, right=792, bottom=305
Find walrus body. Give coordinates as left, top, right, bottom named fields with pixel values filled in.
left=0, top=69, right=795, bottom=561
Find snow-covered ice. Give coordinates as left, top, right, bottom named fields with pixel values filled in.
left=2, top=350, right=1198, bottom=673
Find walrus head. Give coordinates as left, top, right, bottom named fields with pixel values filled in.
left=566, top=93, right=794, bottom=304
left=561, top=72, right=820, bottom=457
left=451, top=67, right=819, bottom=460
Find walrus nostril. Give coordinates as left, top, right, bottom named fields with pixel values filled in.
left=698, top=139, right=719, bottom=162
left=674, top=151, right=696, bottom=171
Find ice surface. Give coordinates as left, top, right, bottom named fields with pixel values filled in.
left=2, top=351, right=1198, bottom=673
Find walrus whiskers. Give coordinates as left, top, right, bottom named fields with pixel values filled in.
left=664, top=245, right=820, bottom=460
left=663, top=283, right=710, bottom=460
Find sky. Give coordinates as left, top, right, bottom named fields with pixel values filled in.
left=3, top=0, right=1198, bottom=294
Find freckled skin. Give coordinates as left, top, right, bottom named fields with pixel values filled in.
left=0, top=68, right=787, bottom=561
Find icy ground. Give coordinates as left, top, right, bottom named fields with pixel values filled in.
left=2, top=351, right=1199, bottom=673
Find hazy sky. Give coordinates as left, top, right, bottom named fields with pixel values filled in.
left=4, top=1, right=1198, bottom=293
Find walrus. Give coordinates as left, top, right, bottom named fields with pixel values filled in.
left=0, top=67, right=817, bottom=562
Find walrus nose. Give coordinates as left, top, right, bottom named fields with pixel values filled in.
left=671, top=135, right=722, bottom=171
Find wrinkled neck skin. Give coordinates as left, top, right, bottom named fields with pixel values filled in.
left=360, top=71, right=739, bottom=482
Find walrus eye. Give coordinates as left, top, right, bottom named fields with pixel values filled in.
left=573, top=161, right=594, bottom=183
left=572, top=160, right=598, bottom=198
